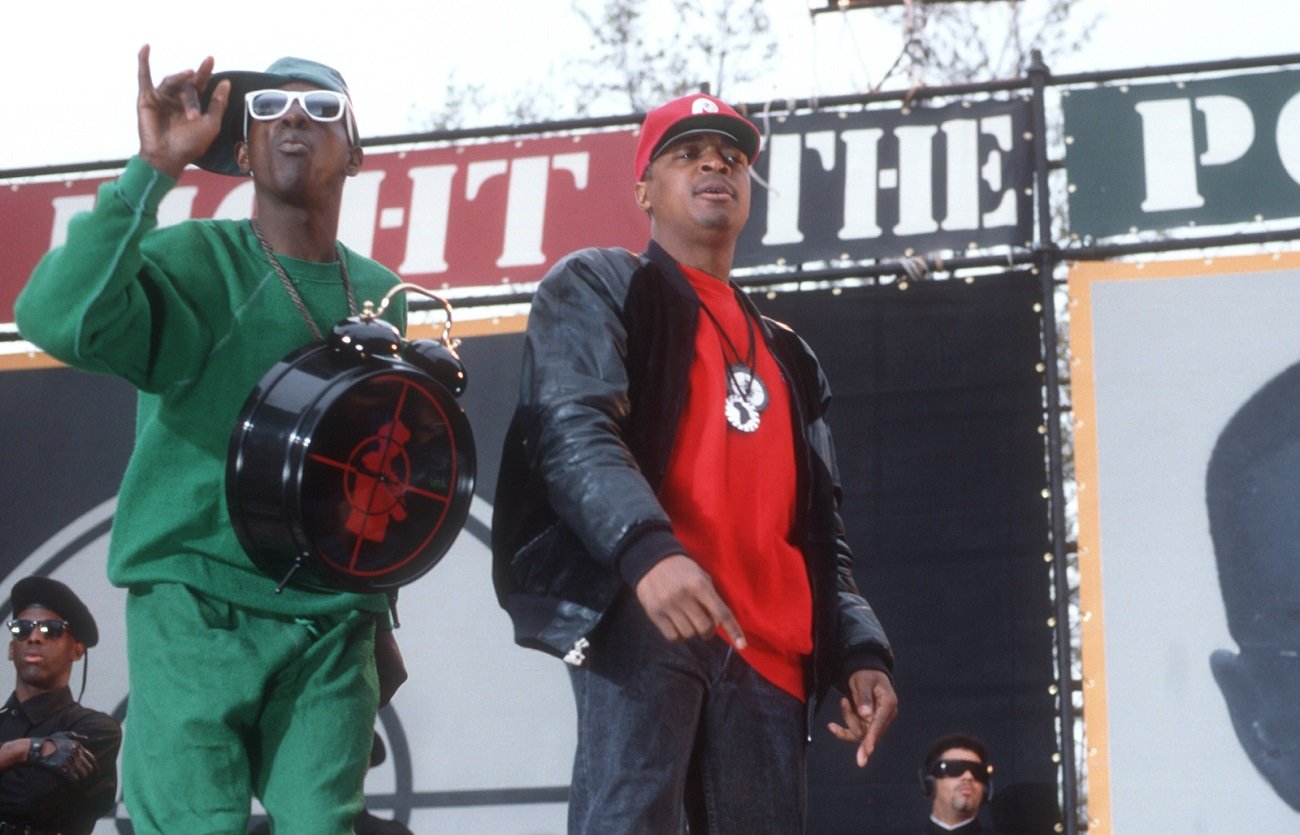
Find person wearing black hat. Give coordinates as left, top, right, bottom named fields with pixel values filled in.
left=920, top=733, right=995, bottom=834
left=492, top=93, right=897, bottom=833
left=15, top=47, right=406, bottom=834
left=0, top=576, right=121, bottom=835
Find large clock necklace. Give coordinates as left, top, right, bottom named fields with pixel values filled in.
left=228, top=223, right=476, bottom=593
left=699, top=289, right=768, bottom=433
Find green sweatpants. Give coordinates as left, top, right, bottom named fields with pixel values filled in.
left=122, top=583, right=379, bottom=835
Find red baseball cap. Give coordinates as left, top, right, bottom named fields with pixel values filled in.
left=634, top=93, right=761, bottom=181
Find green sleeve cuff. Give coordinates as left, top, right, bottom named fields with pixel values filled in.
left=115, top=156, right=178, bottom=216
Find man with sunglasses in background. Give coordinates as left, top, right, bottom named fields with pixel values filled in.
left=920, top=733, right=995, bottom=834
left=15, top=47, right=406, bottom=834
left=0, top=576, right=121, bottom=835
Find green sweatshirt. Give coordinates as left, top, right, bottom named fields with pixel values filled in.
left=15, top=157, right=408, bottom=619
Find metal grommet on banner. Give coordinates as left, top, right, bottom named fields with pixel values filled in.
left=899, top=255, right=930, bottom=283
left=226, top=284, right=476, bottom=594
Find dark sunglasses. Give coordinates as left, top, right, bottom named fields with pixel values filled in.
left=7, top=619, right=71, bottom=640
left=930, top=759, right=991, bottom=782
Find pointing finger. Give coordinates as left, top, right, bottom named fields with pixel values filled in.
left=716, top=607, right=746, bottom=650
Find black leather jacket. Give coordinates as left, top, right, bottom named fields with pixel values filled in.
left=491, top=241, right=893, bottom=706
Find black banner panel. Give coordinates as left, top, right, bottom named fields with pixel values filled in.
left=0, top=369, right=135, bottom=565
left=738, top=99, right=1034, bottom=267
left=757, top=273, right=1057, bottom=834
left=0, top=273, right=1053, bottom=832
left=1064, top=69, right=1300, bottom=239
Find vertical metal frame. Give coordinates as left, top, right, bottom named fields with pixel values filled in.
left=1028, top=49, right=1079, bottom=835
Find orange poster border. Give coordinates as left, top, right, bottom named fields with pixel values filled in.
left=1066, top=250, right=1300, bottom=833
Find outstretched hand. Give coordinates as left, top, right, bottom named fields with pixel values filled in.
left=827, top=669, right=898, bottom=767
left=635, top=554, right=746, bottom=648
left=136, top=44, right=230, bottom=179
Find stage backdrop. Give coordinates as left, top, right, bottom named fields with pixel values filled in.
left=0, top=271, right=1054, bottom=833
left=763, top=273, right=1058, bottom=835
left=1071, top=252, right=1300, bottom=833
left=0, top=95, right=1031, bottom=324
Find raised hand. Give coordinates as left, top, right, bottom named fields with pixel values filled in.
left=136, top=44, right=230, bottom=178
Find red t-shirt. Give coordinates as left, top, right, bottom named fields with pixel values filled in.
left=660, top=265, right=814, bottom=701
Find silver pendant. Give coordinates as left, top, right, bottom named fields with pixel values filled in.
left=724, top=365, right=767, bottom=433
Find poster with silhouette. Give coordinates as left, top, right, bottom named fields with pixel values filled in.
left=1071, top=253, right=1300, bottom=832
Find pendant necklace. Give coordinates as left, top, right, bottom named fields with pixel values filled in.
left=251, top=218, right=357, bottom=341
left=699, top=289, right=768, bottom=433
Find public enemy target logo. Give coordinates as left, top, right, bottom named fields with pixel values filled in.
left=228, top=341, right=476, bottom=593
left=299, top=374, right=463, bottom=583
left=341, top=419, right=414, bottom=543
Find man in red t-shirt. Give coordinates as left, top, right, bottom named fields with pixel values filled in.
left=492, top=93, right=897, bottom=834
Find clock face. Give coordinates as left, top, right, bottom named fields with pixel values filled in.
left=299, top=371, right=473, bottom=587
left=228, top=345, right=476, bottom=592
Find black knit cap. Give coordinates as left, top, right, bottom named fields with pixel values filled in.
left=10, top=576, right=99, bottom=648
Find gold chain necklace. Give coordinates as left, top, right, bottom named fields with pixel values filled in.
left=251, top=218, right=357, bottom=341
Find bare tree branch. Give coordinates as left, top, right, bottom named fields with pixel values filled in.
left=887, top=0, right=1099, bottom=84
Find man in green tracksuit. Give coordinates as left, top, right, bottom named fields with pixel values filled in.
left=14, top=46, right=406, bottom=834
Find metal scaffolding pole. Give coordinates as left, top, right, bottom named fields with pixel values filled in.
left=1028, top=49, right=1079, bottom=835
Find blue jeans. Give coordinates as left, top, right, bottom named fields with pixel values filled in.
left=567, top=595, right=807, bottom=834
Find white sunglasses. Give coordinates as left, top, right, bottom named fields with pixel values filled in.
left=242, top=89, right=356, bottom=142
left=246, top=89, right=349, bottom=121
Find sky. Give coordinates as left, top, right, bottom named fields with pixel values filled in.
left=3, top=0, right=1297, bottom=171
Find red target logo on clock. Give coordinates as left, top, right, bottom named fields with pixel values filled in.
left=228, top=346, right=476, bottom=593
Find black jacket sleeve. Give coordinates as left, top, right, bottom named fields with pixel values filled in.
left=518, top=248, right=687, bottom=582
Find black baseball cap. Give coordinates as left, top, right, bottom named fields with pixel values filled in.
left=196, top=56, right=357, bottom=177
